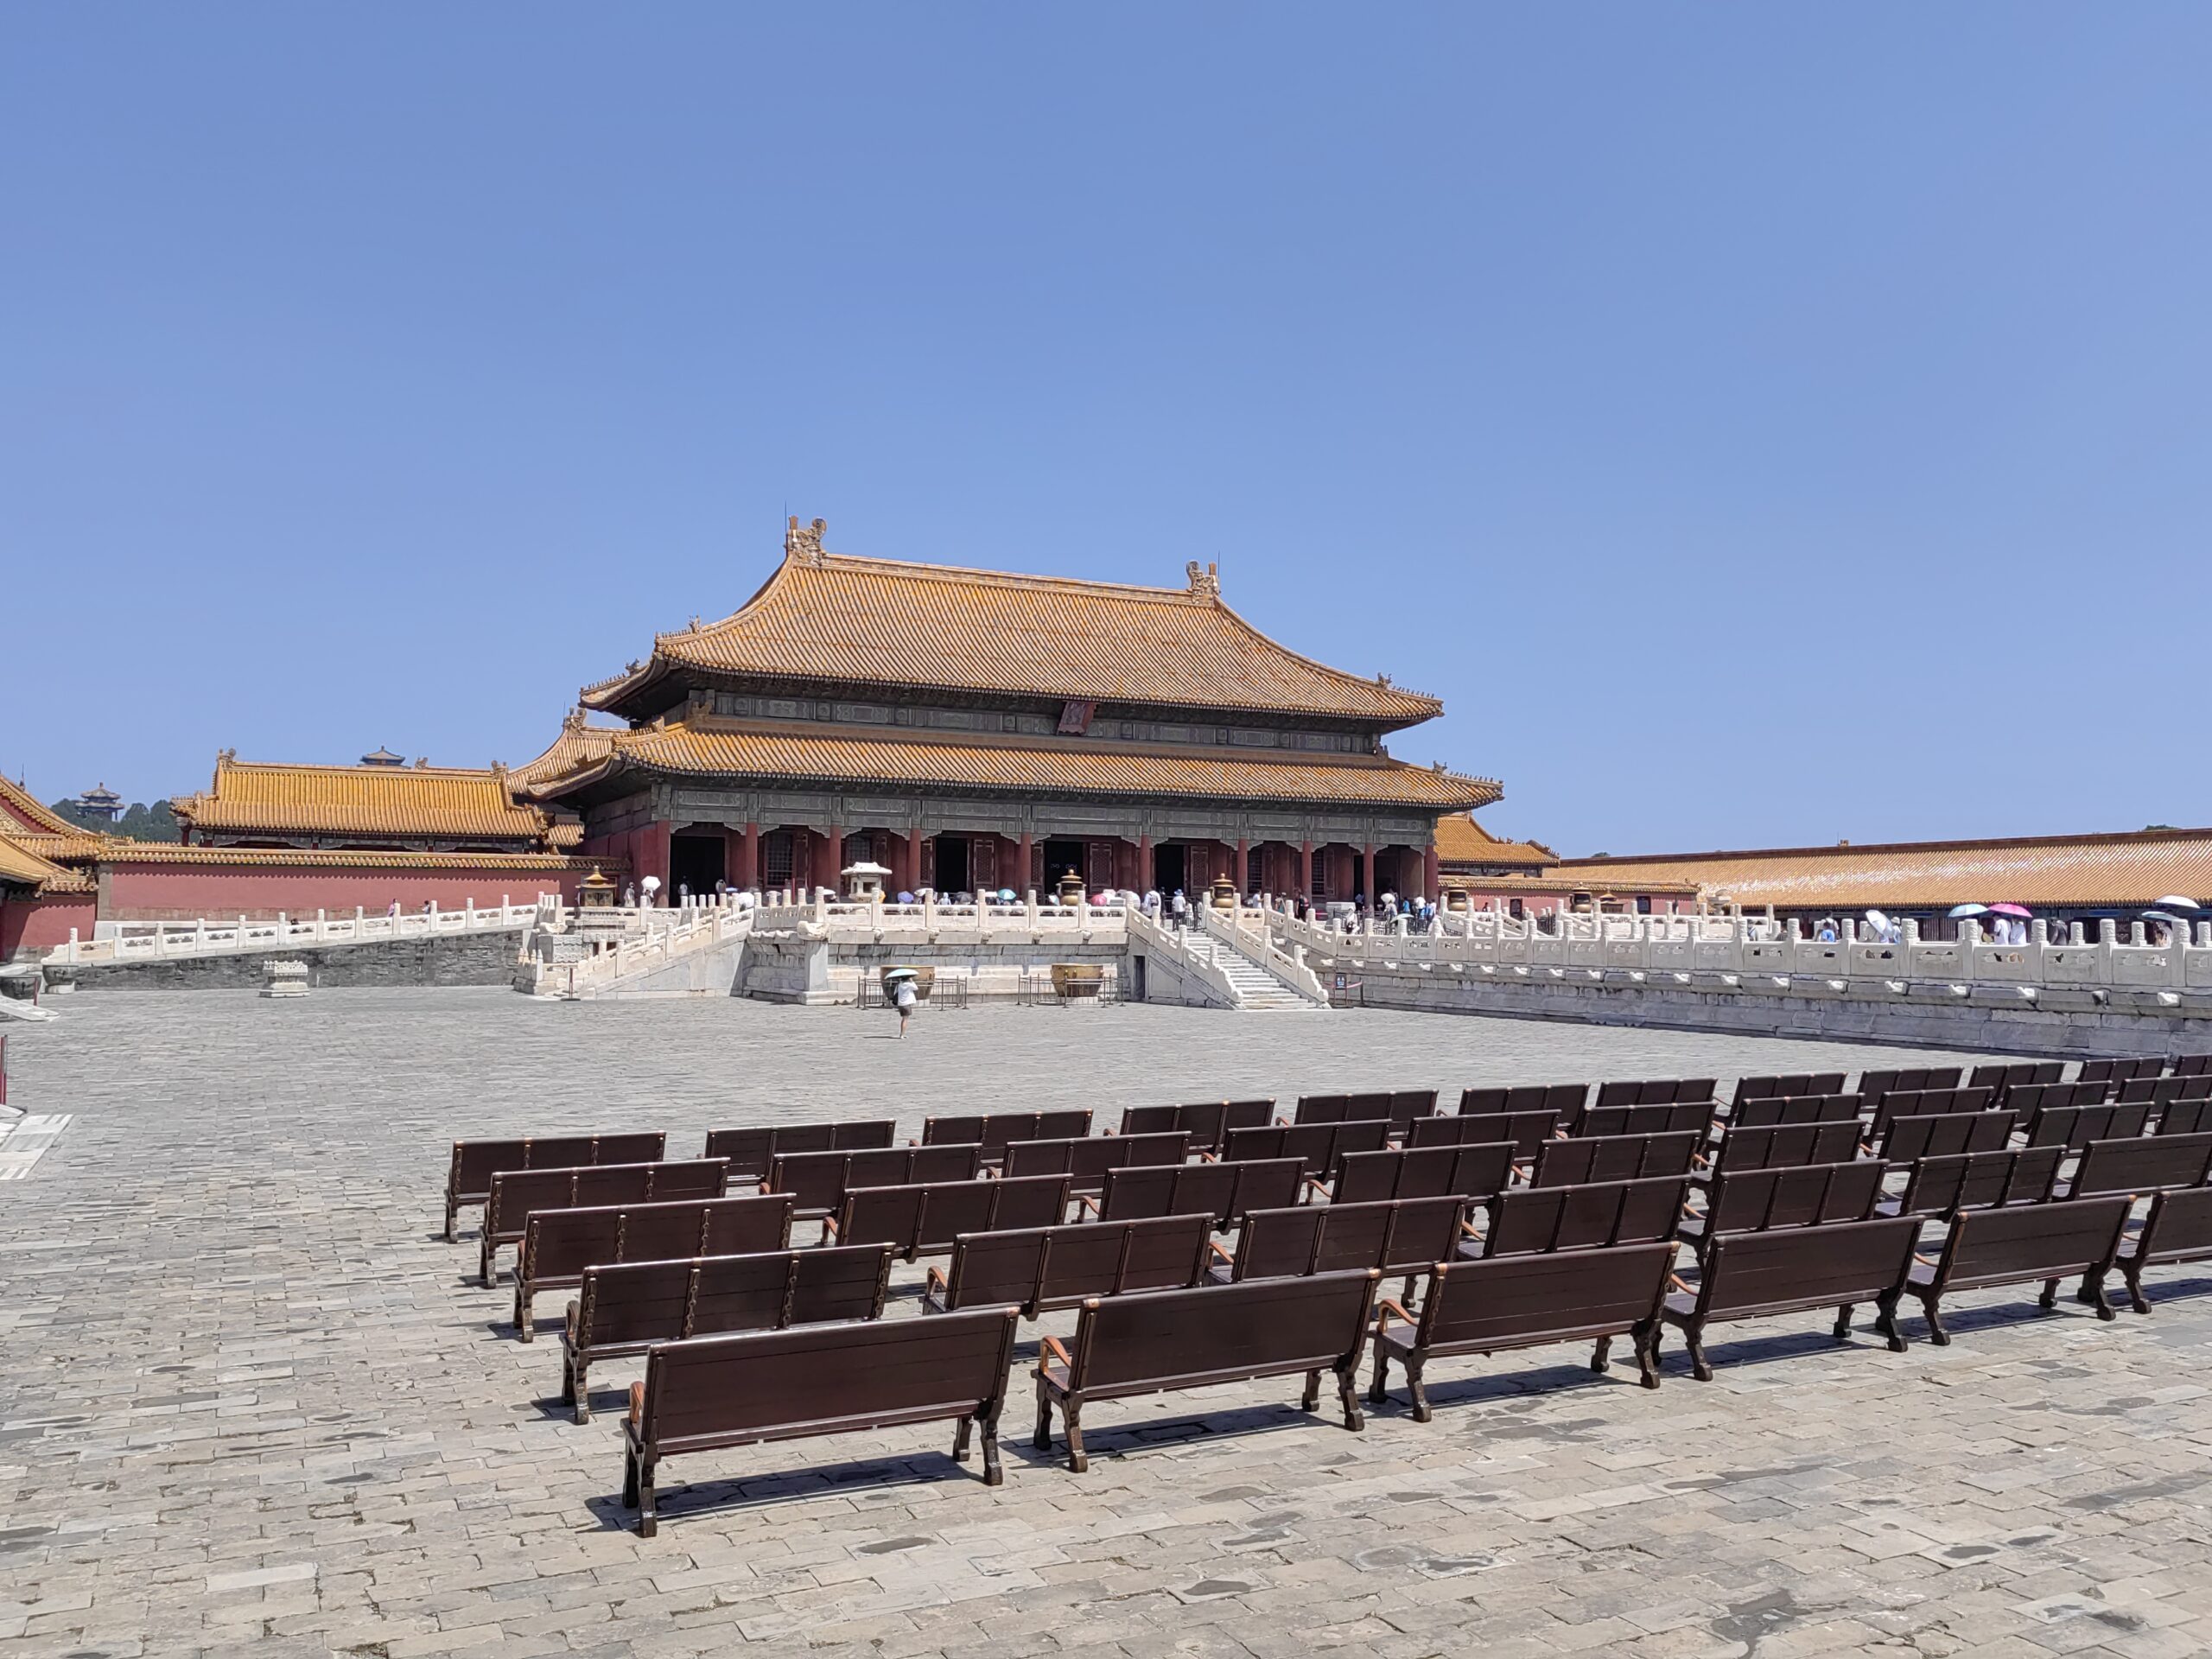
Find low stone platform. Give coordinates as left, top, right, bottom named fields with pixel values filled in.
left=3, top=992, right=2209, bottom=1658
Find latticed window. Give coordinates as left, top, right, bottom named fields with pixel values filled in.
left=761, top=830, right=794, bottom=888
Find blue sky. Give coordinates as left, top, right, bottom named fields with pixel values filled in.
left=6, top=8, right=2207, bottom=855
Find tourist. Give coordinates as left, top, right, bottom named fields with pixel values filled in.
left=893, top=973, right=918, bottom=1037
left=1171, top=888, right=1188, bottom=928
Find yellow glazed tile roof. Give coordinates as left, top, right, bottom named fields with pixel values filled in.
left=173, top=754, right=552, bottom=842
left=583, top=530, right=1443, bottom=724
left=92, top=843, right=612, bottom=872
left=511, top=712, right=622, bottom=787
left=1433, top=813, right=1557, bottom=868
left=0, top=833, right=69, bottom=889
left=1561, top=829, right=2212, bottom=911
left=531, top=720, right=1501, bottom=810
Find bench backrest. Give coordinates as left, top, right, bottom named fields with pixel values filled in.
left=1459, top=1081, right=1589, bottom=1116
left=1221, top=1120, right=1389, bottom=1178
left=524, top=1192, right=793, bottom=1282
left=765, top=1145, right=982, bottom=1215
left=2139, top=1186, right=2212, bottom=1265
left=486, top=1159, right=730, bottom=1243
left=575, top=1243, right=895, bottom=1350
left=1710, top=1121, right=1861, bottom=1173
left=1065, top=1270, right=1381, bottom=1392
left=832, top=1173, right=1071, bottom=1255
left=1089, top=1157, right=1302, bottom=1225
left=919, top=1109, right=1093, bottom=1152
left=1331, top=1142, right=1514, bottom=1205
left=1230, top=1197, right=1465, bottom=1280
left=1858, top=1065, right=1962, bottom=1096
left=1414, top=1109, right=1558, bottom=1157
left=1573, top=1100, right=1709, bottom=1138
left=1479, top=1176, right=1688, bottom=1255
left=2069, top=1132, right=2212, bottom=1197
left=938, top=1215, right=1212, bottom=1312
left=1701, top=1160, right=1886, bottom=1236
left=633, top=1306, right=1020, bottom=1456
left=1730, top=1093, right=1865, bottom=1130
left=1894, top=1146, right=2063, bottom=1217
left=2003, top=1081, right=2110, bottom=1122
left=1595, top=1076, right=1716, bottom=1108
left=1876, top=1110, right=2014, bottom=1163
left=2173, top=1053, right=2212, bottom=1077
left=450, top=1132, right=666, bottom=1203
left=1532, top=1129, right=1700, bottom=1187
left=1001, top=1131, right=1189, bottom=1192
left=1414, top=1242, right=1675, bottom=1352
left=2118, top=1074, right=2212, bottom=1107
left=1869, top=1086, right=1999, bottom=1137
left=1933, top=1195, right=2132, bottom=1292
left=1969, top=1060, right=2065, bottom=1094
left=2078, top=1057, right=2164, bottom=1086
left=702, top=1119, right=896, bottom=1184
left=2158, top=1100, right=2212, bottom=1138
left=1732, top=1071, right=1847, bottom=1106
left=2025, top=1102, right=2151, bottom=1150
left=1115, top=1100, right=1271, bottom=1150
left=1692, top=1215, right=1923, bottom=1319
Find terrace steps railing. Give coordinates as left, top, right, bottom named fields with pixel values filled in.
left=48, top=898, right=550, bottom=966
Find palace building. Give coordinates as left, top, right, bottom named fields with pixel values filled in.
left=519, top=518, right=1500, bottom=903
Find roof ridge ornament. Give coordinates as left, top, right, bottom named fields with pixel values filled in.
left=786, top=515, right=829, bottom=565
left=1185, top=560, right=1219, bottom=600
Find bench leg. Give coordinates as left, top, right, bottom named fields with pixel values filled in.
left=1874, top=1292, right=1906, bottom=1352
left=1833, top=1302, right=1854, bottom=1340
left=2122, top=1260, right=2151, bottom=1315
left=621, top=1443, right=639, bottom=1508
left=2081, top=1273, right=2116, bottom=1321
left=1403, top=1356, right=1431, bottom=1423
left=634, top=1457, right=659, bottom=1538
left=479, top=1238, right=496, bottom=1288
left=443, top=1195, right=458, bottom=1243
left=2037, top=1277, right=2061, bottom=1312
left=1336, top=1364, right=1364, bottom=1431
left=514, top=1282, right=533, bottom=1341
left=952, top=1413, right=973, bottom=1463
left=2075, top=1269, right=2105, bottom=1306
left=1918, top=1292, right=1948, bottom=1346
left=1061, top=1401, right=1088, bottom=1474
left=978, top=1405, right=1004, bottom=1487
left=1368, top=1345, right=1389, bottom=1407
left=1630, top=1321, right=1661, bottom=1389
left=1682, top=1319, right=1713, bottom=1382
left=1032, top=1378, right=1053, bottom=1452
left=567, top=1357, right=592, bottom=1425
left=1300, top=1370, right=1321, bottom=1413
left=1590, top=1335, right=1612, bottom=1374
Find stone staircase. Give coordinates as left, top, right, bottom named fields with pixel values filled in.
left=1187, top=930, right=1317, bottom=1010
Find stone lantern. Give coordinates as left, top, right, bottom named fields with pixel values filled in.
left=843, top=861, right=892, bottom=901
left=576, top=867, right=618, bottom=911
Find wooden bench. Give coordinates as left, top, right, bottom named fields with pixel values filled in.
left=2114, top=1187, right=2212, bottom=1313
left=1208, top=1196, right=1465, bottom=1283
left=1411, top=1109, right=1559, bottom=1157
left=918, top=1109, right=1092, bottom=1157
left=1732, top=1071, right=1846, bottom=1106
left=1078, top=1158, right=1304, bottom=1227
left=1370, top=1243, right=1677, bottom=1413
left=824, top=1173, right=1071, bottom=1260
left=764, top=1145, right=982, bottom=1224
left=1873, top=1110, right=2014, bottom=1163
left=1703, top=1120, right=1862, bottom=1177
left=1858, top=1065, right=1961, bottom=1096
left=562, top=1243, right=894, bottom=1421
left=1468, top=1177, right=1688, bottom=1256
left=2078, top=1057, right=2164, bottom=1087
left=2062, top=1131, right=2212, bottom=1198
left=2177, top=1054, right=2212, bottom=1077
left=2024, top=1103, right=2151, bottom=1150
left=1885, top=1147, right=2063, bottom=1218
left=702, top=1119, right=897, bottom=1187
left=1001, top=1131, right=1190, bottom=1194
left=514, top=1192, right=794, bottom=1337
left=921, top=1214, right=1213, bottom=1317
left=480, top=1160, right=728, bottom=1286
left=1904, top=1196, right=2133, bottom=1340
left=2003, top=1081, right=2112, bottom=1123
left=1676, top=1160, right=1885, bottom=1257
left=1596, top=1076, right=1716, bottom=1108
left=1866, top=1086, right=1999, bottom=1141
left=1656, top=1216, right=1923, bottom=1379
left=1971, top=1060, right=2065, bottom=1094
left=620, top=1307, right=1021, bottom=1534
left=1220, top=1121, right=1389, bottom=1179
left=1325, top=1143, right=1514, bottom=1205
left=1726, top=1092, right=1864, bottom=1131
left=445, top=1132, right=664, bottom=1242
left=1459, top=1081, right=1587, bottom=1116
left=1573, top=1101, right=1710, bottom=1138
left=2118, top=1073, right=2212, bottom=1108
left=1032, top=1270, right=1382, bottom=1471
left=1290, top=1089, right=1437, bottom=1135
left=1532, top=1130, right=1700, bottom=1186
left=1114, top=1100, right=1271, bottom=1152
left=2158, top=1100, right=2212, bottom=1137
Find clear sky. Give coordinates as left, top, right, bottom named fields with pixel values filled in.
left=6, top=8, right=2207, bottom=855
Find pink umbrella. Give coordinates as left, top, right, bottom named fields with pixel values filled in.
left=1988, top=903, right=2032, bottom=918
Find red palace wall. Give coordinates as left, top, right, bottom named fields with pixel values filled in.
left=98, top=860, right=600, bottom=924
left=2, top=893, right=98, bottom=958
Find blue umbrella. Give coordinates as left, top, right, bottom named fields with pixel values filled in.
left=1948, top=903, right=1989, bottom=919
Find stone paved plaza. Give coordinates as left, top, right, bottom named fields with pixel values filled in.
left=4, top=990, right=2211, bottom=1659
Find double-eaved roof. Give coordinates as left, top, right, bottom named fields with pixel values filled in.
left=582, top=530, right=1444, bottom=727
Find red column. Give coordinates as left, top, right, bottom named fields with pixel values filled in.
left=1361, top=843, right=1376, bottom=905
left=822, top=823, right=843, bottom=893
left=1423, top=843, right=1441, bottom=902
left=1139, top=834, right=1154, bottom=890
left=1300, top=840, right=1314, bottom=901
left=739, top=822, right=760, bottom=889
left=1018, top=830, right=1033, bottom=896
left=641, top=821, right=673, bottom=899
left=1235, top=837, right=1250, bottom=896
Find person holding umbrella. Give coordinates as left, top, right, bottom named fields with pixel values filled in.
left=883, top=967, right=920, bottom=1038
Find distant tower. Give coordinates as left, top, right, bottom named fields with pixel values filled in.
left=360, top=747, right=404, bottom=767
left=73, top=781, right=124, bottom=821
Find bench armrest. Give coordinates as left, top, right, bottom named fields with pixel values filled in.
left=1301, top=1177, right=1332, bottom=1203
left=1667, top=1273, right=1694, bottom=1294
left=1073, top=1192, right=1101, bottom=1217
left=820, top=1216, right=841, bottom=1241
left=1197, top=1151, right=1219, bottom=1164
left=1458, top=1217, right=1484, bottom=1238
left=925, top=1265, right=949, bottom=1294
left=1037, top=1334, right=1074, bottom=1374
left=1205, top=1239, right=1234, bottom=1264
left=1375, top=1297, right=1415, bottom=1333
left=627, top=1382, right=645, bottom=1427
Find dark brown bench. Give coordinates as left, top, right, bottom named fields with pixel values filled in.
left=702, top=1119, right=897, bottom=1187
left=922, top=1214, right=1214, bottom=1317
left=1114, top=1100, right=1271, bottom=1151
left=1325, top=1143, right=1515, bottom=1205
left=1903, top=1196, right=2133, bottom=1341
left=2024, top=1102, right=2151, bottom=1150
left=2004, top=1081, right=2112, bottom=1122
left=1370, top=1243, right=1677, bottom=1412
left=2158, top=1100, right=2212, bottom=1137
left=514, top=1192, right=794, bottom=1337
left=1032, top=1270, right=1382, bottom=1471
left=764, top=1145, right=982, bottom=1224
left=1001, top=1131, right=1190, bottom=1194
left=562, top=1243, right=894, bottom=1421
left=2062, top=1131, right=2212, bottom=1198
left=2118, top=1073, right=2212, bottom=1108
left=1726, top=1092, right=1864, bottom=1131
left=1077, top=1158, right=1304, bottom=1227
left=1733, top=1071, right=1847, bottom=1106
left=1290, top=1089, right=1438, bottom=1135
left=1573, top=1101, right=1710, bottom=1138
left=2172, top=1054, right=2212, bottom=1077
left=1857, top=1065, right=1961, bottom=1096
left=1532, top=1130, right=1700, bottom=1186
left=1459, top=1081, right=1587, bottom=1116
left=1656, top=1216, right=1923, bottom=1379
left=1676, top=1160, right=1885, bottom=1257
left=1209, top=1197, right=1465, bottom=1282
left=620, top=1306, right=1022, bottom=1534
left=1873, top=1110, right=2014, bottom=1163
left=2078, top=1057, right=2164, bottom=1087
left=1703, top=1121, right=1862, bottom=1176
left=1596, top=1076, right=1715, bottom=1108
left=480, top=1159, right=728, bottom=1285
left=2114, top=1187, right=2212, bottom=1313
left=918, top=1109, right=1092, bottom=1156
left=1970, top=1060, right=2065, bottom=1094
left=1220, top=1120, right=1389, bottom=1179
left=1867, top=1086, right=1999, bottom=1141
left=824, top=1173, right=1071, bottom=1260
left=1884, top=1147, right=2063, bottom=1218
left=444, top=1132, right=665, bottom=1241
left=1468, top=1177, right=1688, bottom=1256
left=1412, top=1109, right=1559, bottom=1158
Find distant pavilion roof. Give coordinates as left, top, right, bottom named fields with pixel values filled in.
left=582, top=521, right=1445, bottom=727
left=174, top=753, right=554, bottom=843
